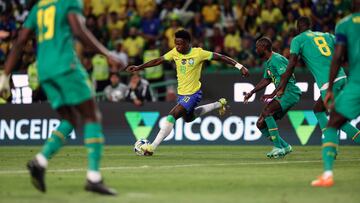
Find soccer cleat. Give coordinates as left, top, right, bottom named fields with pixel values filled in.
left=266, top=147, right=285, bottom=159
left=311, top=174, right=334, bottom=187
left=284, top=145, right=293, bottom=155
left=85, top=179, right=118, bottom=195
left=27, top=159, right=46, bottom=193
left=140, top=144, right=154, bottom=156
left=218, top=98, right=228, bottom=116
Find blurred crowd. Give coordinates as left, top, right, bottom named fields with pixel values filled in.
left=0, top=0, right=353, bottom=104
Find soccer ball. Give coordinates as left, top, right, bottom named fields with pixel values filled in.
left=134, top=139, right=151, bottom=156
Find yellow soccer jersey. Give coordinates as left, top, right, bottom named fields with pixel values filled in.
left=163, top=47, right=213, bottom=95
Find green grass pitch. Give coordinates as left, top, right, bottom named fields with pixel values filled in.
left=0, top=146, right=359, bottom=203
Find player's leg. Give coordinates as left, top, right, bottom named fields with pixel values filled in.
left=262, top=100, right=287, bottom=158
left=312, top=85, right=360, bottom=187
left=257, top=115, right=271, bottom=141
left=313, top=97, right=328, bottom=133
left=27, top=106, right=76, bottom=193
left=75, top=99, right=117, bottom=195
left=311, top=110, right=346, bottom=187
left=150, top=91, right=202, bottom=152
left=193, top=98, right=228, bottom=117
left=319, top=84, right=360, bottom=143
left=151, top=104, right=186, bottom=150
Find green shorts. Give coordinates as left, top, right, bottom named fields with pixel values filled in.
left=274, top=85, right=301, bottom=119
left=41, top=68, right=94, bottom=109
left=320, top=77, right=346, bottom=100
left=334, top=82, right=360, bottom=120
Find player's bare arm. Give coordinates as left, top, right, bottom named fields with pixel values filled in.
left=244, top=78, right=271, bottom=103
left=212, top=53, right=249, bottom=77
left=324, top=44, right=346, bottom=109
left=0, top=28, right=33, bottom=98
left=262, top=54, right=298, bottom=101
left=67, top=13, right=125, bottom=71
left=127, top=57, right=165, bottom=72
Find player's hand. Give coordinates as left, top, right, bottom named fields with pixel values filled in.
left=0, top=73, right=11, bottom=99
left=324, top=90, right=334, bottom=110
left=261, top=94, right=275, bottom=103
left=241, top=67, right=250, bottom=77
left=107, top=53, right=125, bottom=71
left=244, top=92, right=253, bottom=104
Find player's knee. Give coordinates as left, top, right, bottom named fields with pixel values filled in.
left=262, top=108, right=271, bottom=117
left=256, top=119, right=265, bottom=129
left=184, top=115, right=195, bottom=123
left=327, top=111, right=347, bottom=129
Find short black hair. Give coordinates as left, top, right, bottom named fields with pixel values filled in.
left=256, top=37, right=272, bottom=51
left=297, top=16, right=311, bottom=29
left=175, top=29, right=191, bottom=43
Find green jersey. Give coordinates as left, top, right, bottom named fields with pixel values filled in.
left=263, top=52, right=299, bottom=89
left=23, top=0, right=83, bottom=81
left=335, top=13, right=360, bottom=85
left=290, top=30, right=346, bottom=90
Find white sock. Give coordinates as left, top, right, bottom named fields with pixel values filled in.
left=87, top=170, right=102, bottom=183
left=323, top=170, right=333, bottom=178
left=152, top=120, right=174, bottom=149
left=194, top=102, right=221, bottom=117
left=36, top=153, right=48, bottom=168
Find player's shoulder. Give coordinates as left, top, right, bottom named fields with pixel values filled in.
left=270, top=52, right=288, bottom=65
left=337, top=14, right=354, bottom=26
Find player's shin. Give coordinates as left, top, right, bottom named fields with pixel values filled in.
left=340, top=122, right=360, bottom=143
left=84, top=122, right=104, bottom=183
left=264, top=116, right=282, bottom=148
left=322, top=128, right=339, bottom=172
left=152, top=115, right=175, bottom=149
left=194, top=101, right=222, bottom=117
left=39, top=120, right=73, bottom=167
left=260, top=128, right=271, bottom=141
left=315, top=112, right=329, bottom=132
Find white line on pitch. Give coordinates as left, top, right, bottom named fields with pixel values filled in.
left=1, top=159, right=359, bottom=175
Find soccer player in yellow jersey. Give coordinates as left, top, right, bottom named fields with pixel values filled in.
left=127, top=30, right=249, bottom=155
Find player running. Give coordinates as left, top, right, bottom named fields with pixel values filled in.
left=263, top=16, right=360, bottom=145
left=127, top=29, right=249, bottom=156
left=0, top=0, right=124, bottom=195
left=244, top=37, right=301, bottom=158
left=311, top=0, right=360, bottom=187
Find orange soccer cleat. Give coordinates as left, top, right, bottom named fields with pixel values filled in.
left=311, top=174, right=334, bottom=187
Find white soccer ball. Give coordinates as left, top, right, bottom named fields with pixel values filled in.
left=134, top=139, right=151, bottom=156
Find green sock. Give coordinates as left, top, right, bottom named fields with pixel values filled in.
left=41, top=120, right=73, bottom=159
left=84, top=122, right=104, bottom=171
left=278, top=137, right=289, bottom=148
left=260, top=128, right=271, bottom=140
left=315, top=112, right=328, bottom=133
left=264, top=116, right=282, bottom=148
left=322, top=128, right=339, bottom=171
left=340, top=122, right=360, bottom=143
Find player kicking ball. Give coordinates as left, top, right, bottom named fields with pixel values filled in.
left=127, top=29, right=249, bottom=156
left=0, top=0, right=124, bottom=195
left=311, top=0, right=360, bottom=187
left=244, top=37, right=301, bottom=158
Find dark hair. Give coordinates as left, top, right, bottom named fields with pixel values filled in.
left=297, top=16, right=311, bottom=29
left=256, top=37, right=272, bottom=51
left=175, top=29, right=191, bottom=43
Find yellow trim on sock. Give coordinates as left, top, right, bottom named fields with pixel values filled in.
left=322, top=142, right=338, bottom=148
left=269, top=128, right=278, bottom=131
left=352, top=131, right=360, bottom=140
left=52, top=130, right=65, bottom=142
left=85, top=138, right=104, bottom=144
